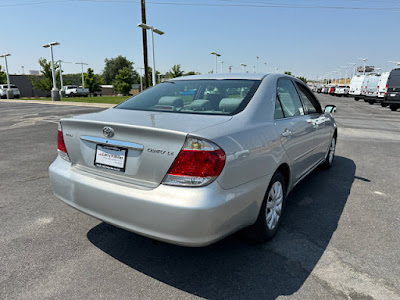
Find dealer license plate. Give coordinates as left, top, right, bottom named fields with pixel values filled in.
left=95, top=144, right=127, bottom=172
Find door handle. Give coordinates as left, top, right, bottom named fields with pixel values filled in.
left=282, top=129, right=292, bottom=137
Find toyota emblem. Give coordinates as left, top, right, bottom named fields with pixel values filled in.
left=103, top=126, right=114, bottom=138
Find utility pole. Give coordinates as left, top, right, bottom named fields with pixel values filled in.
left=141, top=0, right=149, bottom=89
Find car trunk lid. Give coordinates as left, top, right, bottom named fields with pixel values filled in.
left=61, top=109, right=231, bottom=188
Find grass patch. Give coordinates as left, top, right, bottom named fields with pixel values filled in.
left=21, top=96, right=130, bottom=104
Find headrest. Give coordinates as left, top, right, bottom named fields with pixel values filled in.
left=190, top=99, right=212, bottom=111
left=158, top=96, right=184, bottom=107
left=206, top=93, right=223, bottom=102
left=219, top=98, right=243, bottom=113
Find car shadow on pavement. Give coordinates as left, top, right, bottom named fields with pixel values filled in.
left=87, top=156, right=356, bottom=299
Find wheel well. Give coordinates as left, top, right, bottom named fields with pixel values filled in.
left=276, top=163, right=290, bottom=189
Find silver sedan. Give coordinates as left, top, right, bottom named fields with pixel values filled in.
left=49, top=73, right=337, bottom=247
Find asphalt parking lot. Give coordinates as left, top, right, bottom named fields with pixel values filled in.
left=1, top=97, right=399, bottom=300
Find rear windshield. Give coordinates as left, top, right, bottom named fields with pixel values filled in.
left=116, top=79, right=261, bottom=115
left=388, top=75, right=400, bottom=86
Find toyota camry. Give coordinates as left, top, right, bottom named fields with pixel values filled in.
left=49, top=73, right=337, bottom=247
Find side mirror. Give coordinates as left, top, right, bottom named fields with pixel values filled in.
left=324, top=105, right=337, bottom=114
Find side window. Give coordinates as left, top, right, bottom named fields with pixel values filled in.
left=276, top=78, right=304, bottom=117
left=274, top=98, right=284, bottom=119
left=295, top=83, right=322, bottom=114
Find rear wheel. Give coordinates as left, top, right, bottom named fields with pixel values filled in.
left=368, top=99, right=375, bottom=105
left=248, top=172, right=286, bottom=242
left=321, top=135, right=336, bottom=169
left=381, top=103, right=388, bottom=107
left=355, top=97, right=359, bottom=101
left=70, top=93, right=75, bottom=98
left=390, top=104, right=398, bottom=111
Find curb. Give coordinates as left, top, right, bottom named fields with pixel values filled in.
left=0, top=99, right=115, bottom=108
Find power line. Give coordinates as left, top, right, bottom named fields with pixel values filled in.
left=2, top=0, right=400, bottom=11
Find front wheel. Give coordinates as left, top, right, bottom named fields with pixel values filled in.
left=390, top=104, right=398, bottom=111
left=321, top=136, right=336, bottom=169
left=368, top=99, right=375, bottom=105
left=248, top=172, right=286, bottom=242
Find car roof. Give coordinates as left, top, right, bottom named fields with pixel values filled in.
left=168, top=73, right=270, bottom=81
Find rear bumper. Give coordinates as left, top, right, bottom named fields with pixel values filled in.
left=49, top=157, right=268, bottom=247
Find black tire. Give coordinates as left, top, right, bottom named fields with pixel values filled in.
left=368, top=99, right=375, bottom=105
left=363, top=99, right=368, bottom=102
left=70, top=93, right=75, bottom=98
left=390, top=104, right=398, bottom=112
left=355, top=97, right=360, bottom=101
left=381, top=103, right=388, bottom=107
left=321, top=135, right=336, bottom=169
left=248, top=172, right=286, bottom=242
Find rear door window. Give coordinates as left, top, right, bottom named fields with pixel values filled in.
left=276, top=78, right=305, bottom=118
left=295, top=82, right=322, bottom=114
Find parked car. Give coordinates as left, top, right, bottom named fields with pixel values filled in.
left=376, top=72, right=390, bottom=106
left=316, top=86, right=322, bottom=93
left=334, top=86, right=349, bottom=97
left=0, top=84, right=20, bottom=98
left=383, top=68, right=400, bottom=111
left=63, top=85, right=89, bottom=97
left=349, top=75, right=367, bottom=101
left=49, top=74, right=337, bottom=247
left=364, top=74, right=381, bottom=105
left=329, top=86, right=336, bottom=95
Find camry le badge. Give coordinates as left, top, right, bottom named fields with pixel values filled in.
left=103, top=126, right=114, bottom=138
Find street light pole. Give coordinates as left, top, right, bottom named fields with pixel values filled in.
left=42, top=42, right=60, bottom=101
left=137, top=67, right=144, bottom=91
left=256, top=56, right=259, bottom=73
left=138, top=23, right=164, bottom=86
left=0, top=54, right=13, bottom=99
left=358, top=57, right=368, bottom=75
left=220, top=60, right=224, bottom=73
left=57, top=60, right=72, bottom=97
left=210, top=51, right=221, bottom=74
left=75, top=62, right=88, bottom=88
left=240, top=63, right=247, bottom=72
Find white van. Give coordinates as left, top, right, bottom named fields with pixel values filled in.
left=365, top=74, right=381, bottom=104
left=349, top=75, right=366, bottom=100
left=376, top=72, right=390, bottom=105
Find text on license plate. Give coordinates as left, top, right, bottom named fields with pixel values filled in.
left=95, top=144, right=127, bottom=172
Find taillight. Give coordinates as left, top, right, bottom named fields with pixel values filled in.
left=57, top=122, right=70, bottom=162
left=163, top=137, right=225, bottom=187
left=385, top=84, right=388, bottom=96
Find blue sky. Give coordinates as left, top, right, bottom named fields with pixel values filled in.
left=1, top=0, right=400, bottom=79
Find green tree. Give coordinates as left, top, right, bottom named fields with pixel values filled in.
left=84, top=68, right=101, bottom=96
left=103, top=55, right=138, bottom=84
left=113, top=67, right=134, bottom=95
left=0, top=65, right=6, bottom=83
left=184, top=71, right=198, bottom=76
left=148, top=67, right=161, bottom=83
left=296, top=76, right=308, bottom=83
left=30, top=58, right=60, bottom=92
left=169, top=64, right=184, bottom=78
left=284, top=71, right=292, bottom=76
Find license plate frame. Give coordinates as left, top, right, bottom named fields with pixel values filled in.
left=94, top=144, right=128, bottom=172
